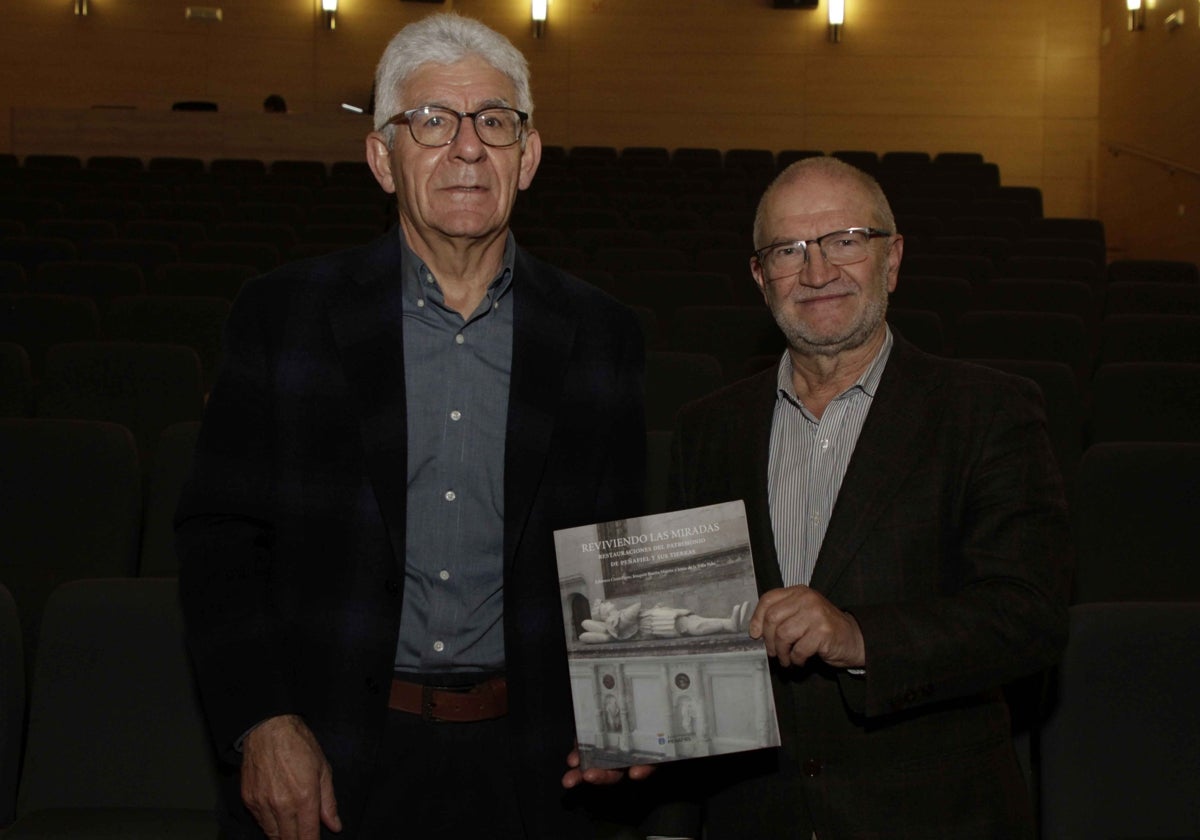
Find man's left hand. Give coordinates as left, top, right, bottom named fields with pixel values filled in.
left=561, top=746, right=655, bottom=788
left=749, top=585, right=866, bottom=669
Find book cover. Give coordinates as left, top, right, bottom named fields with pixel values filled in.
left=554, top=500, right=781, bottom=770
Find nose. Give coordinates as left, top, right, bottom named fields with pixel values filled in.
left=799, top=246, right=841, bottom=288
left=450, top=116, right=486, bottom=160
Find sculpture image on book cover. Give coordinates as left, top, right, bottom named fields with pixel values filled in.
left=554, top=500, right=781, bottom=770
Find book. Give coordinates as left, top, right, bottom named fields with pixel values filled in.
left=554, top=500, right=781, bottom=770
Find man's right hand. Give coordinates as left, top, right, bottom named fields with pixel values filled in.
left=241, top=714, right=343, bottom=839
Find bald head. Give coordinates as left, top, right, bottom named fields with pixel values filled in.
left=753, top=156, right=896, bottom=250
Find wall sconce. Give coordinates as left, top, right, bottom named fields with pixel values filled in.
left=1165, top=8, right=1185, bottom=29
left=322, top=0, right=338, bottom=30
left=531, top=0, right=547, bottom=38
left=1127, top=0, right=1146, bottom=30
left=73, top=0, right=88, bottom=16
left=828, top=0, right=844, bottom=42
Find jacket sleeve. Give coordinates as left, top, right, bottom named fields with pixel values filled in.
left=175, top=275, right=293, bottom=762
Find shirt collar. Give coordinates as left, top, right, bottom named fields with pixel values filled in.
left=775, top=325, right=894, bottom=407
left=399, top=229, right=516, bottom=316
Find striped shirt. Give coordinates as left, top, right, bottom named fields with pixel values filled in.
left=768, top=327, right=894, bottom=587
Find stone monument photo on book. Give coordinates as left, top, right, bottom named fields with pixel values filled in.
left=554, top=500, right=781, bottom=770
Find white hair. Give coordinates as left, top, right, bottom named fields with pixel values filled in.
left=373, top=13, right=533, bottom=145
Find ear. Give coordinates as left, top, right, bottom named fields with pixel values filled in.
left=750, top=256, right=769, bottom=301
left=885, top=234, right=904, bottom=293
left=517, top=129, right=542, bottom=192
left=365, top=131, right=398, bottom=195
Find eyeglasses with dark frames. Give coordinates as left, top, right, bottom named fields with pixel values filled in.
left=384, top=105, right=529, bottom=149
left=753, top=227, right=893, bottom=281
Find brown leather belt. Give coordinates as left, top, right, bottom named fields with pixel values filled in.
left=388, top=675, right=508, bottom=722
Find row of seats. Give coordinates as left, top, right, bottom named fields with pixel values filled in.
left=3, top=584, right=1194, bottom=839
left=2, top=431, right=1197, bottom=839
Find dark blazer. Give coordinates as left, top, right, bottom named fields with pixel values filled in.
left=176, top=230, right=648, bottom=838
left=669, top=333, right=1072, bottom=840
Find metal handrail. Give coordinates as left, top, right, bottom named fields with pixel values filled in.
left=1105, top=142, right=1200, bottom=179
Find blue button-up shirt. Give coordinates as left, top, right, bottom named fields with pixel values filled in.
left=394, top=232, right=515, bottom=674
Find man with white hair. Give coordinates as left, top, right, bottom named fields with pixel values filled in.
left=178, top=13, right=677, bottom=839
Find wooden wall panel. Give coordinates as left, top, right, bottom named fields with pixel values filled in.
left=1, top=0, right=1113, bottom=236
left=1098, top=0, right=1200, bottom=262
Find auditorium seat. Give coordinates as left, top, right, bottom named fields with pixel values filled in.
left=890, top=275, right=972, bottom=332
left=147, top=157, right=206, bottom=178
left=21, top=155, right=81, bottom=173
left=0, top=293, right=101, bottom=377
left=670, top=305, right=784, bottom=379
left=33, top=261, right=144, bottom=309
left=932, top=151, right=985, bottom=166
left=297, top=223, right=382, bottom=248
left=268, top=159, right=328, bottom=187
left=901, top=253, right=998, bottom=285
left=1000, top=255, right=1100, bottom=285
left=209, top=157, right=266, bottom=183
left=86, top=155, right=144, bottom=174
left=724, top=149, right=776, bottom=177
left=0, top=342, right=32, bottom=417
left=232, top=200, right=307, bottom=227
left=102, top=293, right=229, bottom=384
left=1106, top=258, right=1199, bottom=285
left=610, top=270, right=734, bottom=328
left=1103, top=280, right=1200, bottom=316
left=186, top=240, right=281, bottom=272
left=670, top=147, right=723, bottom=172
left=0, top=261, right=26, bottom=292
left=0, top=200, right=64, bottom=229
left=36, top=341, right=205, bottom=465
left=0, top=418, right=142, bottom=657
left=0, top=237, right=77, bottom=274
left=888, top=308, right=946, bottom=355
left=150, top=262, right=254, bottom=300
left=1098, top=314, right=1200, bottom=364
left=122, top=218, right=209, bottom=247
left=593, top=246, right=688, bottom=274
left=1088, top=362, right=1200, bottom=445
left=645, top=351, right=724, bottom=432
left=0, top=582, right=23, bottom=827
left=1039, top=602, right=1200, bottom=838
left=32, top=218, right=118, bottom=245
left=69, top=198, right=145, bottom=225
left=952, top=311, right=1090, bottom=384
left=571, top=227, right=654, bottom=256
left=79, top=238, right=180, bottom=274
left=5, top=578, right=221, bottom=840
left=970, top=278, right=1097, bottom=351
left=1070, top=442, right=1200, bottom=603
left=210, top=221, right=298, bottom=252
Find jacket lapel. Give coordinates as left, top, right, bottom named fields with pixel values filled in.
left=729, top=369, right=787, bottom=593
left=808, top=336, right=941, bottom=594
left=327, top=232, right=410, bottom=567
left=503, top=249, right=576, bottom=569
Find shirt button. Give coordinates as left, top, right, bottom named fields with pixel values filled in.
left=444, top=490, right=456, bottom=502
left=439, top=570, right=450, bottom=581
left=455, top=333, right=465, bottom=345
left=433, top=641, right=445, bottom=653
left=820, top=438, right=830, bottom=450
left=450, top=410, right=461, bottom=421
